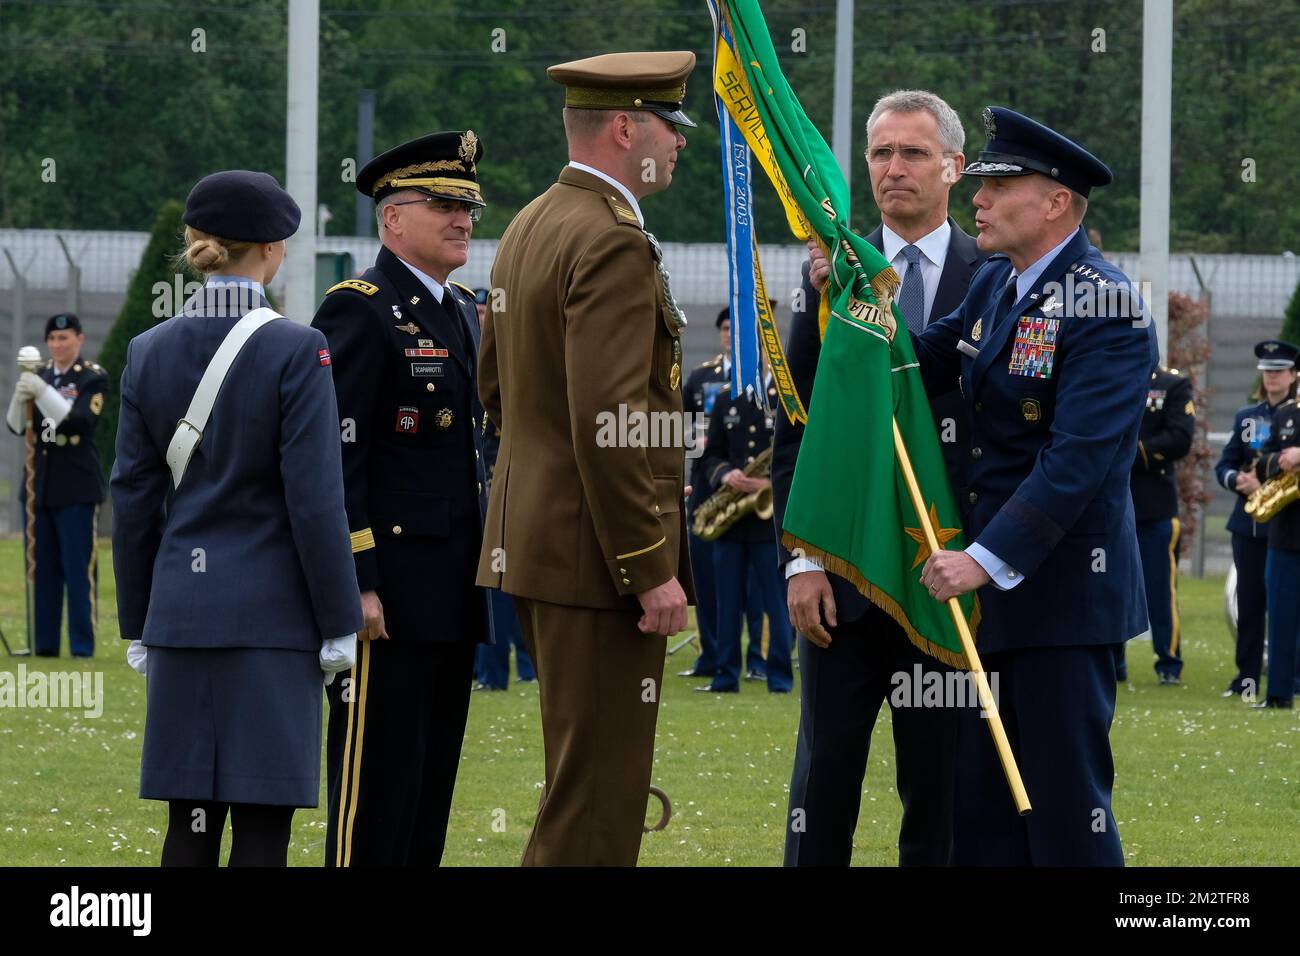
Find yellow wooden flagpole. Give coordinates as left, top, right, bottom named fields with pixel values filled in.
left=892, top=418, right=1032, bottom=815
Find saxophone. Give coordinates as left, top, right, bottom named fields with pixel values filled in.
left=1245, top=469, right=1300, bottom=523
left=692, top=446, right=773, bottom=542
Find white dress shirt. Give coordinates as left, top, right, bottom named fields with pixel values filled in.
left=395, top=257, right=447, bottom=304
left=881, top=219, right=951, bottom=325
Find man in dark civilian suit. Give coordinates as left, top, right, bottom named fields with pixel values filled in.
left=771, top=90, right=986, bottom=866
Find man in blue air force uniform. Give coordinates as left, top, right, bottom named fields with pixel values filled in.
left=812, top=107, right=1157, bottom=865
left=312, top=131, right=493, bottom=867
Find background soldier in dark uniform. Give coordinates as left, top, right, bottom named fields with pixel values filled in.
left=1126, top=366, right=1195, bottom=684
left=6, top=313, right=107, bottom=658
left=1253, top=381, right=1300, bottom=708
left=312, top=131, right=493, bottom=866
left=679, top=307, right=768, bottom=682
left=1215, top=339, right=1299, bottom=698
left=697, top=360, right=793, bottom=693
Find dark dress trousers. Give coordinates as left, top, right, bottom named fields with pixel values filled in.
left=771, top=219, right=984, bottom=866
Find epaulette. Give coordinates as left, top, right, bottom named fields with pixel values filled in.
left=695, top=354, right=723, bottom=370
left=449, top=280, right=475, bottom=300
left=325, top=278, right=379, bottom=296
left=604, top=194, right=642, bottom=229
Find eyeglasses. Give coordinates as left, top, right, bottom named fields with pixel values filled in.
left=391, top=196, right=483, bottom=222
left=864, top=146, right=946, bottom=166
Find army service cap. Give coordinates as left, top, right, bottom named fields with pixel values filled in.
left=358, top=130, right=485, bottom=206
left=548, top=51, right=697, bottom=128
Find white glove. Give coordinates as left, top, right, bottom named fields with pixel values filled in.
left=15, top=372, right=46, bottom=402
left=33, top=382, right=71, bottom=428
left=126, top=640, right=148, bottom=677
left=6, top=392, right=25, bottom=434
left=320, top=633, right=357, bottom=686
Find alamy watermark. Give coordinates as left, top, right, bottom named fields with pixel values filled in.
left=890, top=664, right=1000, bottom=716
left=595, top=405, right=706, bottom=459
left=0, top=665, right=103, bottom=718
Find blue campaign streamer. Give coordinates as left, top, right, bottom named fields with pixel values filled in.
left=710, top=0, right=765, bottom=404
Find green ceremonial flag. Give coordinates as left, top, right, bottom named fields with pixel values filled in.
left=713, top=0, right=978, bottom=666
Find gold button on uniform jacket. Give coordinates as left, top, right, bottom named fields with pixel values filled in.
left=476, top=165, right=694, bottom=608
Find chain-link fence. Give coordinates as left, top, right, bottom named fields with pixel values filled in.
left=3, top=228, right=1297, bottom=570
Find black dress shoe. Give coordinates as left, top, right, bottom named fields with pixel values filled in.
left=1157, top=673, right=1181, bottom=686
left=473, top=682, right=506, bottom=692
left=744, top=669, right=768, bottom=682
left=694, top=684, right=739, bottom=693
left=1251, top=698, right=1294, bottom=709
left=677, top=668, right=708, bottom=678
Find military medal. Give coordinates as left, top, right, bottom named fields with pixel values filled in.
left=670, top=362, right=681, bottom=390
left=436, top=408, right=454, bottom=429
left=1021, top=399, right=1041, bottom=422
left=395, top=321, right=421, bottom=335
left=1008, top=315, right=1060, bottom=379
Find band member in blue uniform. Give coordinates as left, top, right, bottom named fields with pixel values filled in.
left=774, top=90, right=984, bottom=866
left=812, top=106, right=1158, bottom=864
left=680, top=307, right=775, bottom=682
left=1215, top=340, right=1299, bottom=698
left=313, top=132, right=493, bottom=866
left=1126, top=366, right=1195, bottom=684
left=111, top=170, right=362, bottom=865
left=1252, top=361, right=1300, bottom=709
left=7, top=313, right=107, bottom=657
left=698, top=354, right=793, bottom=694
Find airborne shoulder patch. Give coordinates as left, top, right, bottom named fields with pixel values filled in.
left=326, top=278, right=379, bottom=296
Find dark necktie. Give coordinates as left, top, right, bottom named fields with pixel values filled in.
left=897, top=244, right=926, bottom=334
left=992, top=277, right=1018, bottom=337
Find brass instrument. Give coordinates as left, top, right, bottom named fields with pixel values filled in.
left=691, top=446, right=773, bottom=542
left=1245, top=470, right=1300, bottom=523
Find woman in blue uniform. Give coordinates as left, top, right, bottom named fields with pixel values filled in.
left=1251, top=340, right=1300, bottom=708
left=1214, top=340, right=1298, bottom=700
left=110, top=171, right=363, bottom=865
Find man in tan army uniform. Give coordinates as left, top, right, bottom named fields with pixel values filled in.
left=476, top=50, right=697, bottom=866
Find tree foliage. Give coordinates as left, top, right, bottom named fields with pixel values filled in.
left=3, top=0, right=1298, bottom=252
left=95, top=200, right=186, bottom=478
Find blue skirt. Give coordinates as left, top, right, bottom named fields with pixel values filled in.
left=141, top=646, right=322, bottom=807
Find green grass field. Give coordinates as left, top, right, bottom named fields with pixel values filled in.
left=0, top=538, right=1296, bottom=866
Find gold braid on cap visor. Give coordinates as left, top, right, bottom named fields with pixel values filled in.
left=372, top=160, right=484, bottom=203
